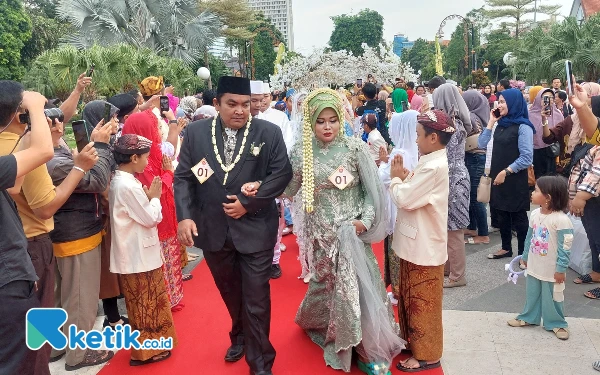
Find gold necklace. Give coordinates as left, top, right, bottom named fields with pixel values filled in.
left=212, top=114, right=252, bottom=185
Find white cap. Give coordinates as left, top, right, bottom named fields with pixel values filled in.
left=263, top=82, right=271, bottom=94
left=250, top=80, right=264, bottom=95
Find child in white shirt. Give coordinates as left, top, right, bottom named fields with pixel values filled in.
left=508, top=176, right=574, bottom=340
left=109, top=134, right=178, bottom=365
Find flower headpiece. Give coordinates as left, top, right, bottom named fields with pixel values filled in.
left=301, top=88, right=344, bottom=213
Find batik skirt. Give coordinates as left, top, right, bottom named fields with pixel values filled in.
left=397, top=259, right=444, bottom=361
left=161, top=236, right=184, bottom=307
left=119, top=267, right=178, bottom=361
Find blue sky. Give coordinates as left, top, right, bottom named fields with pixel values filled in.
left=292, top=0, right=575, bottom=53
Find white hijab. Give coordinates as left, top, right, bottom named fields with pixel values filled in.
left=389, top=110, right=419, bottom=170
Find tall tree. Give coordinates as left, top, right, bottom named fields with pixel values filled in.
left=21, top=7, right=72, bottom=67
left=480, top=25, right=516, bottom=81
left=57, top=0, right=222, bottom=66
left=483, top=0, right=561, bottom=39
left=200, top=0, right=256, bottom=40
left=328, top=9, right=384, bottom=56
left=250, top=13, right=284, bottom=81
left=0, top=0, right=32, bottom=80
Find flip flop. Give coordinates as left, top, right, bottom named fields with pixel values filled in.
left=465, top=237, right=490, bottom=245
left=396, top=359, right=441, bottom=373
left=130, top=351, right=171, bottom=366
left=182, top=274, right=193, bottom=282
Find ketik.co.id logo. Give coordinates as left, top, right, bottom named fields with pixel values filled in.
left=26, top=308, right=149, bottom=351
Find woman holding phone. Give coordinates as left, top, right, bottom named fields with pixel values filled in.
left=478, top=89, right=534, bottom=267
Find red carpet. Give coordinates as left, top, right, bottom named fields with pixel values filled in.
left=99, top=236, right=443, bottom=375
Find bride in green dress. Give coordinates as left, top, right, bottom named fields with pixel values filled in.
left=283, top=88, right=405, bottom=374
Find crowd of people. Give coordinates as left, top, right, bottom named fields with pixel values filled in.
left=1, top=69, right=600, bottom=375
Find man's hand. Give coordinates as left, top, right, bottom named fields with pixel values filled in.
left=162, top=154, right=174, bottom=172
left=75, top=72, right=92, bottom=94
left=554, top=272, right=566, bottom=284
left=390, top=154, right=409, bottom=180
left=570, top=196, right=587, bottom=217
left=90, top=120, right=112, bottom=143
left=73, top=142, right=99, bottom=172
left=494, top=170, right=507, bottom=185
left=223, top=195, right=247, bottom=219
left=21, top=91, right=47, bottom=112
left=241, top=181, right=261, bottom=197
left=178, top=219, right=198, bottom=247
left=143, top=176, right=162, bottom=200
left=379, top=146, right=389, bottom=164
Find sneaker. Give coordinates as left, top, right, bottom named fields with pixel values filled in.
left=103, top=316, right=129, bottom=330
left=271, top=264, right=282, bottom=279
left=443, top=277, right=467, bottom=288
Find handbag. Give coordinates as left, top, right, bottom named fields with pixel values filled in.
left=465, top=118, right=482, bottom=152
left=477, top=168, right=492, bottom=203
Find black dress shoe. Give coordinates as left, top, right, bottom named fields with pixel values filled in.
left=224, top=344, right=245, bottom=362
left=271, top=264, right=282, bottom=279
left=252, top=371, right=273, bottom=375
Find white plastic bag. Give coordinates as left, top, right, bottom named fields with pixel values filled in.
left=568, top=215, right=593, bottom=275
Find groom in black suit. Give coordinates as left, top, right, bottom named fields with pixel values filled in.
left=174, top=76, right=292, bottom=375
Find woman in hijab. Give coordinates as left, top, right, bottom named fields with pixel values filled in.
left=433, top=83, right=471, bottom=288
left=177, top=96, right=198, bottom=121
left=285, top=88, right=404, bottom=374
left=391, top=87, right=409, bottom=114
left=529, top=88, right=564, bottom=178
left=410, top=94, right=423, bottom=112
left=462, top=91, right=490, bottom=245
left=121, top=110, right=185, bottom=312
left=81, top=101, right=130, bottom=329
left=479, top=89, right=534, bottom=266
left=378, top=110, right=419, bottom=305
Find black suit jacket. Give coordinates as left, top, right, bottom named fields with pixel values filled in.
left=174, top=116, right=292, bottom=253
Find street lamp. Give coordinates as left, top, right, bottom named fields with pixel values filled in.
left=197, top=67, right=211, bottom=90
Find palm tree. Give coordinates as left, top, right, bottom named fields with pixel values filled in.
left=515, top=15, right=600, bottom=83
left=57, top=0, right=222, bottom=66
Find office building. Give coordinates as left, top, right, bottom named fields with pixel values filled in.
left=393, top=34, right=415, bottom=57
left=247, top=0, right=294, bottom=50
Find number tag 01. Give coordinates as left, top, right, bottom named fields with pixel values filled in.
left=191, top=158, right=214, bottom=184
left=329, top=165, right=354, bottom=190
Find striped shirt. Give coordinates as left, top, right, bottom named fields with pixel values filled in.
left=569, top=145, right=600, bottom=199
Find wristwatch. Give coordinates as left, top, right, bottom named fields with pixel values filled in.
left=504, top=168, right=513, bottom=176
left=169, top=119, right=178, bottom=124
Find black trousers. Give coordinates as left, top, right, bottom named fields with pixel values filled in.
left=203, top=234, right=276, bottom=373
left=0, top=280, right=39, bottom=375
left=582, top=198, right=600, bottom=274
left=533, top=147, right=556, bottom=179
left=497, top=209, right=529, bottom=255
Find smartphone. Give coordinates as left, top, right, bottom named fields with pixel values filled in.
left=71, top=120, right=90, bottom=153
left=543, top=96, right=551, bottom=112
left=87, top=64, right=95, bottom=78
left=401, top=100, right=408, bottom=112
left=493, top=108, right=501, bottom=118
left=159, top=96, right=170, bottom=113
left=103, top=102, right=112, bottom=124
left=565, top=60, right=574, bottom=94
left=356, top=79, right=363, bottom=88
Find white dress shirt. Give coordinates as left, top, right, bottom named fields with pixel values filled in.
left=389, top=148, right=449, bottom=266
left=258, top=108, right=294, bottom=153
left=109, top=170, right=163, bottom=274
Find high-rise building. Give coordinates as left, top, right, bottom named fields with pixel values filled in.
left=393, top=34, right=415, bottom=58
left=209, top=37, right=230, bottom=60
left=246, top=0, right=294, bottom=51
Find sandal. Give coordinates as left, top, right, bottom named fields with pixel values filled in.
left=396, top=358, right=441, bottom=373
left=357, top=359, right=391, bottom=375
left=574, top=274, right=598, bottom=284
left=182, top=274, right=193, bottom=282
left=466, top=236, right=490, bottom=245
left=585, top=287, right=600, bottom=300
left=507, top=318, right=533, bottom=327
left=130, top=351, right=171, bottom=366
left=553, top=328, right=569, bottom=340
left=593, top=360, right=600, bottom=371
left=64, top=349, right=113, bottom=371
left=487, top=251, right=513, bottom=259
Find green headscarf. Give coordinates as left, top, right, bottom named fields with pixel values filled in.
left=305, top=89, right=344, bottom=127
left=391, top=88, right=408, bottom=113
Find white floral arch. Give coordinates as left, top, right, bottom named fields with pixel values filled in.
left=270, top=43, right=417, bottom=91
